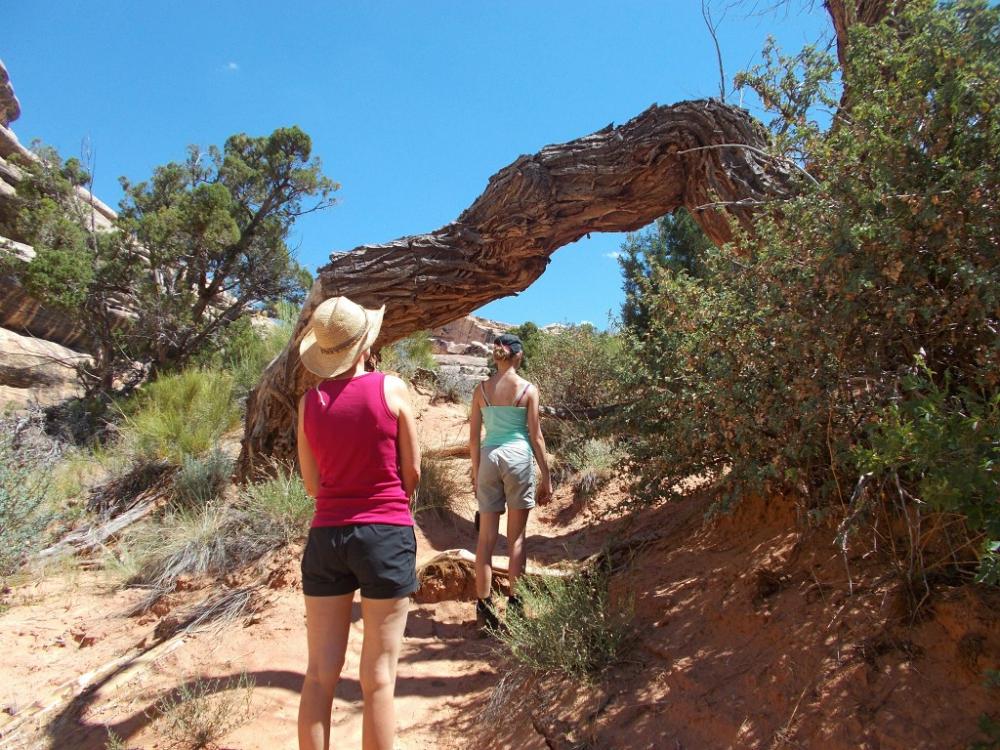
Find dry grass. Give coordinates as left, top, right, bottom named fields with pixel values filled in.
left=413, top=456, right=459, bottom=519
left=153, top=671, right=255, bottom=749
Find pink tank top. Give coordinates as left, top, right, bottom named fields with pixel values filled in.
left=302, top=371, right=413, bottom=527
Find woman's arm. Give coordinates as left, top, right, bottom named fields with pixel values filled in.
left=297, top=392, right=320, bottom=498
left=469, top=385, right=483, bottom=493
left=385, top=375, right=421, bottom=498
left=525, top=385, right=552, bottom=504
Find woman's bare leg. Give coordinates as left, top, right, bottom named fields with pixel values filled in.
left=505, top=508, right=531, bottom=593
left=475, top=511, right=502, bottom=599
left=359, top=596, right=410, bottom=750
left=298, top=593, right=354, bottom=750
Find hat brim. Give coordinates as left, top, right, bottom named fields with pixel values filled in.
left=299, top=304, right=385, bottom=378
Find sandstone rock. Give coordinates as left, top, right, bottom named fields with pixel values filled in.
left=430, top=315, right=508, bottom=351
left=0, top=325, right=88, bottom=411
left=463, top=341, right=490, bottom=357
left=432, top=353, right=490, bottom=400
left=0, top=273, right=93, bottom=350
left=0, top=60, right=20, bottom=128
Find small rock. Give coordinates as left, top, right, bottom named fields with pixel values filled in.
left=71, top=628, right=97, bottom=648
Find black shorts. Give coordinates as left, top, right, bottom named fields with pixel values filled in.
left=301, top=524, right=418, bottom=599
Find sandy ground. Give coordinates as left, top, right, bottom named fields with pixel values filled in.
left=1, top=393, right=998, bottom=749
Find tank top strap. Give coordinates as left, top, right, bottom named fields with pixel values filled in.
left=514, top=382, right=532, bottom=407
left=480, top=381, right=492, bottom=407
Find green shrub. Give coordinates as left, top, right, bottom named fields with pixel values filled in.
left=119, top=369, right=240, bottom=463
left=204, top=303, right=296, bottom=399
left=173, top=450, right=233, bottom=509
left=508, top=321, right=543, bottom=364
left=380, top=331, right=437, bottom=380
left=496, top=566, right=633, bottom=681
left=154, top=671, right=255, bottom=750
left=237, top=469, right=312, bottom=545
left=618, top=1, right=1000, bottom=584
left=855, top=362, right=1000, bottom=581
left=0, top=437, right=53, bottom=578
left=526, top=324, right=620, bottom=413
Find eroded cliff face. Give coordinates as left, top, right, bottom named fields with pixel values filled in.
left=0, top=58, right=20, bottom=129
left=0, top=60, right=102, bottom=410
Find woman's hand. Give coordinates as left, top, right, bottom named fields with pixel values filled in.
left=537, top=474, right=553, bottom=505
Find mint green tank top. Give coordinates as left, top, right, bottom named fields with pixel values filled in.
left=480, top=382, right=532, bottom=447
left=483, top=406, right=529, bottom=447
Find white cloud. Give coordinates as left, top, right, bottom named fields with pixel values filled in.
left=604, top=251, right=621, bottom=260
left=225, top=62, right=240, bottom=72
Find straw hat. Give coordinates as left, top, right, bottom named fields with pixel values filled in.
left=299, top=296, right=386, bottom=378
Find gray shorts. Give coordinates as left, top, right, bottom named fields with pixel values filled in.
left=477, top=443, right=536, bottom=513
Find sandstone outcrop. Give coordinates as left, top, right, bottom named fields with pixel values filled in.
left=0, top=61, right=116, bottom=353
left=429, top=315, right=508, bottom=355
left=0, top=60, right=20, bottom=128
left=0, top=326, right=87, bottom=410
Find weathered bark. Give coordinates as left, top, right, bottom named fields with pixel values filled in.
left=824, top=0, right=896, bottom=70
left=237, top=99, right=798, bottom=478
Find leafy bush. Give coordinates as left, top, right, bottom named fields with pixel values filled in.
left=380, top=331, right=437, bottom=380
left=855, top=362, right=1000, bottom=581
left=154, top=671, right=255, bottom=750
left=507, top=321, right=543, bottom=364
left=119, top=369, right=240, bottom=463
left=496, top=566, right=633, bottom=680
left=526, top=324, right=620, bottom=413
left=0, top=436, right=53, bottom=578
left=173, top=449, right=233, bottom=509
left=618, top=1, right=1000, bottom=583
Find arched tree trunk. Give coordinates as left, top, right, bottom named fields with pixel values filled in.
left=238, top=0, right=903, bottom=478
left=236, top=99, right=798, bottom=478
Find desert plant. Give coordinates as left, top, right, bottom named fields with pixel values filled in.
left=413, top=456, right=458, bottom=519
left=526, top=324, right=620, bottom=413
left=237, top=469, right=313, bottom=545
left=496, top=566, right=634, bottom=681
left=172, top=449, right=233, bottom=509
left=114, top=469, right=309, bottom=596
left=121, top=503, right=247, bottom=590
left=618, top=1, right=1000, bottom=586
left=118, top=368, right=240, bottom=464
left=204, top=302, right=297, bottom=400
left=154, top=671, right=255, bottom=750
left=432, top=369, right=468, bottom=404
left=0, top=436, right=53, bottom=578
left=3, top=128, right=332, bottom=397
left=380, top=330, right=437, bottom=380
left=562, top=437, right=623, bottom=500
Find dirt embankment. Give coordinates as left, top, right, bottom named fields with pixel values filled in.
left=1, top=395, right=997, bottom=749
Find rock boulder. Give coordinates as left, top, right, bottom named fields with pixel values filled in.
left=0, top=326, right=88, bottom=410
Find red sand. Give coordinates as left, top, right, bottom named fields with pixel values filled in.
left=1, top=395, right=997, bottom=749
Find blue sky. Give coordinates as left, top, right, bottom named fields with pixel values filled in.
left=5, top=2, right=830, bottom=328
